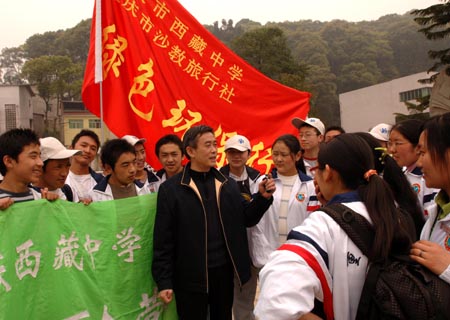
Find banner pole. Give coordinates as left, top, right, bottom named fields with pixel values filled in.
left=94, top=0, right=105, bottom=146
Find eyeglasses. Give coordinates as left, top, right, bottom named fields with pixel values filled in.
left=387, top=141, right=409, bottom=148
left=299, top=132, right=318, bottom=139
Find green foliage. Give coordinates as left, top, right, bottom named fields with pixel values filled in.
left=0, top=46, right=26, bottom=84
left=413, top=0, right=450, bottom=74
left=21, top=55, right=84, bottom=118
left=23, top=20, right=91, bottom=65
left=394, top=95, right=431, bottom=122
left=230, top=26, right=308, bottom=88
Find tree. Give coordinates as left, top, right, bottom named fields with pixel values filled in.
left=0, top=46, right=26, bottom=84
left=413, top=0, right=450, bottom=75
left=394, top=96, right=431, bottom=122
left=21, top=55, right=83, bottom=133
left=230, top=27, right=308, bottom=89
left=23, top=31, right=65, bottom=59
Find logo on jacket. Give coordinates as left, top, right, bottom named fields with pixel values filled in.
left=411, top=183, right=420, bottom=194
left=445, top=235, right=450, bottom=251
left=347, top=252, right=361, bottom=266
left=296, top=193, right=306, bottom=202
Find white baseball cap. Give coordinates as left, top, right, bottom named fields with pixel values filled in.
left=40, top=137, right=82, bottom=162
left=121, top=135, right=146, bottom=146
left=291, top=117, right=325, bottom=135
left=369, top=123, right=392, bottom=142
left=224, top=135, right=251, bottom=152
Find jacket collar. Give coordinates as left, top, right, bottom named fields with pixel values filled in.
left=93, top=174, right=143, bottom=191
left=219, top=164, right=261, bottom=180
left=181, top=162, right=228, bottom=186
left=145, top=167, right=160, bottom=183
left=270, top=167, right=312, bottom=182
left=93, top=175, right=110, bottom=192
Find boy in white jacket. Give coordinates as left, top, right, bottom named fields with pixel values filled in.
left=90, top=139, right=151, bottom=202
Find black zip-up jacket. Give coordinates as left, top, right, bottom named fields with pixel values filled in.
left=152, top=163, right=273, bottom=293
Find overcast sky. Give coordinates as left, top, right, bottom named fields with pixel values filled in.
left=0, top=0, right=438, bottom=51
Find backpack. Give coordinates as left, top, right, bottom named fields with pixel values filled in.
left=321, top=203, right=450, bottom=320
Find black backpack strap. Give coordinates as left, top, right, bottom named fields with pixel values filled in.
left=321, top=204, right=380, bottom=320
left=320, top=203, right=375, bottom=258
left=61, top=184, right=74, bottom=202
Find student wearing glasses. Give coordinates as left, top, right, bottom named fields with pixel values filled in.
left=291, top=117, right=325, bottom=178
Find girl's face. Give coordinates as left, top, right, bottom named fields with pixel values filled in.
left=417, top=132, right=450, bottom=190
left=388, top=129, right=419, bottom=168
left=271, top=141, right=300, bottom=176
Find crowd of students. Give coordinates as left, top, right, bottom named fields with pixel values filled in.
left=0, top=128, right=185, bottom=207
left=0, top=112, right=449, bottom=320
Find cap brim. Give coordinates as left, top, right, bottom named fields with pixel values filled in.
left=225, top=146, right=248, bottom=152
left=52, top=149, right=82, bottom=160
left=291, top=117, right=305, bottom=129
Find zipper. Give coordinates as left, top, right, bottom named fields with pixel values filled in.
left=217, top=180, right=242, bottom=289
left=184, top=179, right=209, bottom=294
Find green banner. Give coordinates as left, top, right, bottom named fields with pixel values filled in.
left=0, top=195, right=177, bottom=320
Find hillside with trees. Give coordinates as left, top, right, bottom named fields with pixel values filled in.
left=0, top=9, right=447, bottom=126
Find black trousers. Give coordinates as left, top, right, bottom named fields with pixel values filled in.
left=175, top=263, right=234, bottom=320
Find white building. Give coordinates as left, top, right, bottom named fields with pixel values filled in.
left=339, top=71, right=435, bottom=132
left=0, top=85, right=35, bottom=132
left=0, top=84, right=59, bottom=136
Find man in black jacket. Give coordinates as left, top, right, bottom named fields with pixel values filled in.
left=152, top=125, right=275, bottom=320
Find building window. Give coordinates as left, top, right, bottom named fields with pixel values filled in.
left=89, top=119, right=101, bottom=129
left=69, top=119, right=83, bottom=129
left=4, top=104, right=17, bottom=130
left=399, top=87, right=432, bottom=102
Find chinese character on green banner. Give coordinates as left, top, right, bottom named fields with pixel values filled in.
left=0, top=195, right=177, bottom=319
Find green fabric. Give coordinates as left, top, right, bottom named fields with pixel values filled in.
left=0, top=195, right=177, bottom=319
left=436, top=191, right=450, bottom=220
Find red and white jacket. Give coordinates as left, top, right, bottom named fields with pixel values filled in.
left=255, top=197, right=370, bottom=320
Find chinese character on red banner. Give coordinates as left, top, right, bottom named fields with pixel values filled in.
left=82, top=0, right=310, bottom=173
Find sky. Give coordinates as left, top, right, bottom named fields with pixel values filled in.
left=0, top=0, right=439, bottom=51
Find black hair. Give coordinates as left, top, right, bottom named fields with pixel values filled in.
left=0, top=128, right=40, bottom=176
left=272, top=134, right=305, bottom=173
left=100, top=139, right=135, bottom=170
left=70, top=129, right=100, bottom=149
left=325, top=126, right=346, bottom=135
left=422, top=113, right=450, bottom=186
left=272, top=134, right=301, bottom=154
left=155, top=134, right=184, bottom=157
left=390, top=119, right=424, bottom=147
left=182, top=125, right=214, bottom=160
left=318, top=133, right=411, bottom=260
left=355, top=132, right=424, bottom=239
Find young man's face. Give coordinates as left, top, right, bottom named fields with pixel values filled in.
left=8, top=143, right=43, bottom=185
left=42, top=158, right=71, bottom=190
left=188, top=132, right=217, bottom=172
left=134, top=143, right=146, bottom=172
left=72, top=136, right=98, bottom=166
left=225, top=148, right=250, bottom=171
left=298, top=126, right=323, bottom=153
left=158, top=143, right=183, bottom=177
left=110, top=152, right=137, bottom=186
left=324, top=130, right=341, bottom=143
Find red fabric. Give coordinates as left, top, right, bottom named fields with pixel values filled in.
left=278, top=243, right=334, bottom=320
left=82, top=0, right=310, bottom=173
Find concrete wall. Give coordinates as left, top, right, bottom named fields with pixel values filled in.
left=0, top=86, right=35, bottom=133
left=339, top=72, right=433, bottom=132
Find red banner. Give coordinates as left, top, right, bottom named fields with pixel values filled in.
left=82, top=0, right=310, bottom=173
